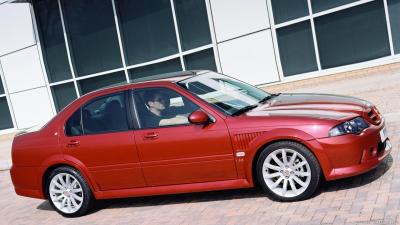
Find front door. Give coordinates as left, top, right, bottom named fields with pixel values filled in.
left=60, top=91, right=146, bottom=191
left=132, top=87, right=237, bottom=186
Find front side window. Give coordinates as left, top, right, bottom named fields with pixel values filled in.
left=65, top=92, right=129, bottom=136
left=178, top=71, right=271, bottom=115
left=133, top=88, right=199, bottom=129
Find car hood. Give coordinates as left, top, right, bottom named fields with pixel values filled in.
left=244, top=93, right=369, bottom=121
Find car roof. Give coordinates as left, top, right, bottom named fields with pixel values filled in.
left=85, top=70, right=209, bottom=96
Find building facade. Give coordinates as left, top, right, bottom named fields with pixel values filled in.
left=0, top=0, right=399, bottom=134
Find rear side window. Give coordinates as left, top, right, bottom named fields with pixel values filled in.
left=82, top=92, right=129, bottom=135
left=65, top=92, right=129, bottom=136
left=65, top=109, right=82, bottom=136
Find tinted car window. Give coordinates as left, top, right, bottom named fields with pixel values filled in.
left=133, top=88, right=199, bottom=129
left=65, top=109, right=82, bottom=136
left=82, top=92, right=129, bottom=134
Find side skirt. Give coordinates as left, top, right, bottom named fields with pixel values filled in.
left=94, top=179, right=252, bottom=199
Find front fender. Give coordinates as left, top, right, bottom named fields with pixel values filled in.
left=242, top=128, right=332, bottom=185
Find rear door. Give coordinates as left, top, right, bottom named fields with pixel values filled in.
left=60, top=91, right=146, bottom=191
left=132, top=86, right=237, bottom=186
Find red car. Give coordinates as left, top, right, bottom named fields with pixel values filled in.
left=10, top=71, right=391, bottom=217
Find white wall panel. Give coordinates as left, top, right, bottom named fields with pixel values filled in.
left=210, top=0, right=270, bottom=42
left=218, top=30, right=279, bottom=85
left=9, top=87, right=53, bottom=129
left=1, top=46, right=46, bottom=93
left=0, top=3, right=36, bottom=56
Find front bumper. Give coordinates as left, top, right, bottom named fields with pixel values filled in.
left=314, top=121, right=391, bottom=181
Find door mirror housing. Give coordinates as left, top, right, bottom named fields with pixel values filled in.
left=188, top=110, right=212, bottom=125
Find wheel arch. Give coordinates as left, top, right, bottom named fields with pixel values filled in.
left=249, top=139, right=320, bottom=187
left=40, top=159, right=99, bottom=199
left=244, top=128, right=330, bottom=186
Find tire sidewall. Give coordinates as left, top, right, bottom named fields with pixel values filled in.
left=256, top=141, right=321, bottom=202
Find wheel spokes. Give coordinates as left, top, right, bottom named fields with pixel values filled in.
left=271, top=177, right=284, bottom=189
left=293, top=161, right=307, bottom=170
left=292, top=176, right=307, bottom=188
left=57, top=174, right=66, bottom=187
left=294, top=171, right=311, bottom=177
left=70, top=196, right=79, bottom=208
left=71, top=193, right=83, bottom=202
left=265, top=163, right=281, bottom=171
left=51, top=180, right=63, bottom=189
left=289, top=152, right=297, bottom=166
left=289, top=178, right=297, bottom=195
left=264, top=172, right=281, bottom=179
left=282, top=179, right=288, bottom=196
left=272, top=155, right=285, bottom=168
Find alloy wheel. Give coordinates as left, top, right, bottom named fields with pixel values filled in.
left=49, top=173, right=84, bottom=214
left=262, top=148, right=311, bottom=198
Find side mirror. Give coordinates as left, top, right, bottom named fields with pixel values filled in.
left=188, top=110, right=212, bottom=125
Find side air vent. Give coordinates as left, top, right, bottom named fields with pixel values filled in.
left=233, top=132, right=266, bottom=150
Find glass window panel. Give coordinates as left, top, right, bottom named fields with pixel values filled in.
left=133, top=87, right=199, bottom=129
left=117, top=0, right=179, bottom=65
left=277, top=21, right=318, bottom=76
left=174, top=0, right=212, bottom=50
left=61, top=0, right=122, bottom=76
left=0, top=79, right=4, bottom=95
left=78, top=71, right=126, bottom=95
left=82, top=92, right=129, bottom=134
left=129, top=58, right=182, bottom=82
left=51, top=82, right=77, bottom=112
left=311, top=0, right=358, bottom=13
left=0, top=97, right=13, bottom=130
left=184, top=48, right=217, bottom=71
left=34, top=0, right=72, bottom=83
left=315, top=0, right=390, bottom=69
left=65, top=109, right=82, bottom=136
left=389, top=0, right=400, bottom=54
left=271, top=0, right=309, bottom=24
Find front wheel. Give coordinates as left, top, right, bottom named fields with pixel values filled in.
left=256, top=141, right=321, bottom=201
left=46, top=166, right=94, bottom=217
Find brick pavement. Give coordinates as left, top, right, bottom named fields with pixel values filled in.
left=1, top=63, right=400, bottom=225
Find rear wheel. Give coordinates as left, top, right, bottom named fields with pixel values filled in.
left=46, top=166, right=94, bottom=217
left=256, top=141, right=321, bottom=201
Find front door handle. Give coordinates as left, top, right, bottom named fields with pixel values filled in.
left=66, top=140, right=80, bottom=148
left=143, top=132, right=159, bottom=140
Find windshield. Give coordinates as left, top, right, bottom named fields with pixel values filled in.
left=178, top=71, right=271, bottom=116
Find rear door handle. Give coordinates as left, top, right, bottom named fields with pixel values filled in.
left=143, top=132, right=158, bottom=140
left=66, top=140, right=80, bottom=147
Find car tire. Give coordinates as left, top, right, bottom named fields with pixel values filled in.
left=256, top=141, right=321, bottom=201
left=46, top=166, right=94, bottom=217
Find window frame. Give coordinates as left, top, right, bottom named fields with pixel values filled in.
left=130, top=86, right=201, bottom=130
left=64, top=90, right=134, bottom=137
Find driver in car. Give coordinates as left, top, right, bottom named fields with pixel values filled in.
left=143, top=91, right=189, bottom=127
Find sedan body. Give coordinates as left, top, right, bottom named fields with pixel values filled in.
left=10, top=70, right=391, bottom=217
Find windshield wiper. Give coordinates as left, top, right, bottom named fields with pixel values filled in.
left=258, top=93, right=281, bottom=104
left=232, top=104, right=258, bottom=116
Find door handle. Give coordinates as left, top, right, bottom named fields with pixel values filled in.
left=66, top=140, right=80, bottom=148
left=143, top=132, right=158, bottom=140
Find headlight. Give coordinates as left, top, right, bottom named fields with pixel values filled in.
left=329, top=117, right=369, bottom=137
